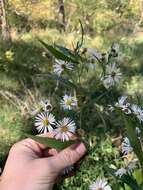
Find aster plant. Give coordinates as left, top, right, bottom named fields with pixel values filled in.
left=108, top=96, right=143, bottom=189
left=25, top=23, right=143, bottom=189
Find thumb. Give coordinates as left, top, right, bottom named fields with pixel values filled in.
left=50, top=142, right=87, bottom=171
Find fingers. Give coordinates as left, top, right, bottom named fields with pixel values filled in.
left=11, top=132, right=86, bottom=168
left=49, top=142, right=87, bottom=171
left=9, top=132, right=54, bottom=157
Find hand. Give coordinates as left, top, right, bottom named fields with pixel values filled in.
left=0, top=133, right=87, bottom=190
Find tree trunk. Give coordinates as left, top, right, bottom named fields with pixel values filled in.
left=0, top=0, right=11, bottom=41
left=134, top=0, right=143, bottom=33
left=58, top=0, right=66, bottom=31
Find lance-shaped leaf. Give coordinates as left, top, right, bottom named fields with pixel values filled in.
left=109, top=168, right=140, bottom=190
left=25, top=134, right=79, bottom=150
left=55, top=45, right=81, bottom=61
left=38, top=39, right=78, bottom=63
left=123, top=114, right=143, bottom=167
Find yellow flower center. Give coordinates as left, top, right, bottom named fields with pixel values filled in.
left=65, top=99, right=72, bottom=106
left=61, top=126, right=68, bottom=132
left=97, top=188, right=104, bottom=190
left=43, top=119, right=49, bottom=126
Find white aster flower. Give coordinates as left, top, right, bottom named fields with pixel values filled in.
left=115, top=96, right=131, bottom=114
left=54, top=117, right=76, bottom=141
left=89, top=177, right=112, bottom=190
left=131, top=104, right=143, bottom=122
left=103, top=63, right=122, bottom=88
left=127, top=160, right=138, bottom=174
left=115, top=167, right=127, bottom=178
left=35, top=112, right=56, bottom=134
left=40, top=99, right=53, bottom=112
left=122, top=137, right=133, bottom=155
left=53, top=59, right=73, bottom=75
left=61, top=94, right=77, bottom=110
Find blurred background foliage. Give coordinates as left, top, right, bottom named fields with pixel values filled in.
left=0, top=0, right=143, bottom=189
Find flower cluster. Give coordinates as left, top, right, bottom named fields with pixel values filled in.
left=107, top=97, right=142, bottom=178
left=115, top=160, right=138, bottom=178
left=87, top=43, right=123, bottom=89
left=109, top=96, right=143, bottom=122
left=29, top=41, right=141, bottom=189
left=115, top=161, right=137, bottom=177
left=34, top=96, right=78, bottom=142
left=115, top=137, right=138, bottom=178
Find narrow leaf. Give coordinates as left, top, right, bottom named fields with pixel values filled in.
left=109, top=168, right=140, bottom=190
left=123, top=115, right=143, bottom=167
left=75, top=20, right=84, bottom=52
left=38, top=39, right=78, bottom=63
left=55, top=44, right=81, bottom=62
left=25, top=134, right=79, bottom=150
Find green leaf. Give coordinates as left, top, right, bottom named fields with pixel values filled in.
left=120, top=175, right=140, bottom=190
left=55, top=44, right=82, bottom=62
left=25, top=134, right=79, bottom=150
left=109, top=168, right=140, bottom=190
left=123, top=114, right=143, bottom=167
left=38, top=39, right=78, bottom=63
left=75, top=20, right=84, bottom=52
left=133, top=169, right=143, bottom=185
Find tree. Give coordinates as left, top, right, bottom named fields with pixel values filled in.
left=134, top=0, right=143, bottom=32
left=0, top=0, right=11, bottom=41
left=58, top=0, right=66, bottom=31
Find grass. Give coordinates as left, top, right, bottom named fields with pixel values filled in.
left=0, top=104, right=23, bottom=167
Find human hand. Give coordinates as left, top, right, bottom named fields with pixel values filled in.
left=0, top=133, right=87, bottom=190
